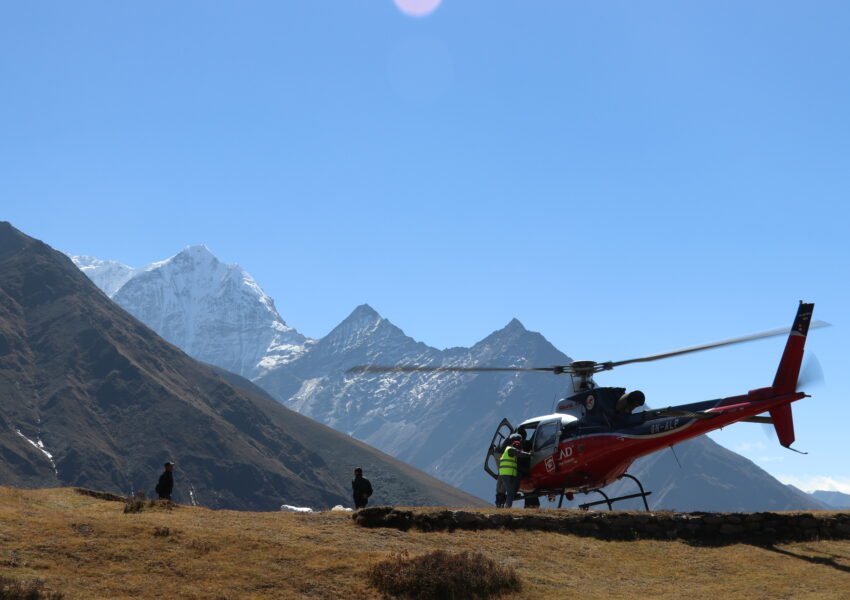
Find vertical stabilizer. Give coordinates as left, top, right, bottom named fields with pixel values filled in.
left=772, top=302, right=814, bottom=394
left=769, top=302, right=815, bottom=449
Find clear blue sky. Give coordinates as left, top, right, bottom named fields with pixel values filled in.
left=3, top=1, right=848, bottom=493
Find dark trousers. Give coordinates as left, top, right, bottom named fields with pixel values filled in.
left=502, top=476, right=520, bottom=508
left=354, top=496, right=368, bottom=509
left=495, top=475, right=507, bottom=507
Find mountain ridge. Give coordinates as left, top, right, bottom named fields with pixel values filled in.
left=70, top=242, right=831, bottom=510
left=0, top=222, right=482, bottom=510
left=810, top=489, right=850, bottom=509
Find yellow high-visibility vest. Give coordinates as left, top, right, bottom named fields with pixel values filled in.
left=499, top=446, right=518, bottom=477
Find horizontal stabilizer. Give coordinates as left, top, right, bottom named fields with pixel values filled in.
left=742, top=416, right=774, bottom=425
left=769, top=403, right=795, bottom=448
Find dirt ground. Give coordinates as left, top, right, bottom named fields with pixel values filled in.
left=1, top=487, right=848, bottom=599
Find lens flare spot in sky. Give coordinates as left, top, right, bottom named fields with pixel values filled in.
left=393, top=0, right=443, bottom=18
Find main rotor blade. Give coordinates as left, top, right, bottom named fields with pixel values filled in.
left=604, top=320, right=831, bottom=369
left=347, top=365, right=565, bottom=374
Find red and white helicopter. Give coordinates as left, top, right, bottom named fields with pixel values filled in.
left=352, top=302, right=828, bottom=510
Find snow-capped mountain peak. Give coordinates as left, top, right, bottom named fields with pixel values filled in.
left=318, top=305, right=435, bottom=364
left=471, top=318, right=553, bottom=363
left=73, top=246, right=310, bottom=379
left=325, top=304, right=385, bottom=344
left=70, top=255, right=138, bottom=298
left=158, top=244, right=216, bottom=268
left=178, top=243, right=214, bottom=259
left=347, top=302, right=381, bottom=321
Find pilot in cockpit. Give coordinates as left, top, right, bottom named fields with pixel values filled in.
left=514, top=427, right=532, bottom=452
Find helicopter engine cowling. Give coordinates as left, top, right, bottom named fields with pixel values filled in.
left=616, top=390, right=645, bottom=414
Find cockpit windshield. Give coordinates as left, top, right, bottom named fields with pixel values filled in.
left=533, top=421, right=559, bottom=451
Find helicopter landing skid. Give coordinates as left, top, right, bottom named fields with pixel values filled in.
left=564, top=473, right=652, bottom=512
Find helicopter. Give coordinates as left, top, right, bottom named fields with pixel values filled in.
left=350, top=302, right=828, bottom=510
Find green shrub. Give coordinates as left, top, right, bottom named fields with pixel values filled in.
left=0, top=576, right=64, bottom=600
left=368, top=550, right=520, bottom=599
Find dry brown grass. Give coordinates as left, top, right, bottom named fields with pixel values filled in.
left=1, top=487, right=849, bottom=599
left=0, top=575, right=65, bottom=600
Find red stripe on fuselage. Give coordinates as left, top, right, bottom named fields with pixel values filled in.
left=521, top=391, right=804, bottom=494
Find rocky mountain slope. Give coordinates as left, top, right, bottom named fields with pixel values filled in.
left=255, top=305, right=572, bottom=500
left=0, top=222, right=482, bottom=510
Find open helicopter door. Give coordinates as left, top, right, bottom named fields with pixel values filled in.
left=484, top=418, right=515, bottom=479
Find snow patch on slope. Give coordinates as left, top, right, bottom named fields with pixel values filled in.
left=281, top=504, right=313, bottom=513
left=16, top=428, right=58, bottom=475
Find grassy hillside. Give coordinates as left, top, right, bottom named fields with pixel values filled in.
left=1, top=487, right=849, bottom=599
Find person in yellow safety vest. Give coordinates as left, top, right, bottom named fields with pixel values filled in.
left=499, top=439, right=526, bottom=508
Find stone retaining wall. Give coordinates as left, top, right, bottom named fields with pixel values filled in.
left=75, top=488, right=125, bottom=502
left=353, top=507, right=850, bottom=545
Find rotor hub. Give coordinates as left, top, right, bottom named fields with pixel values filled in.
left=569, top=360, right=599, bottom=375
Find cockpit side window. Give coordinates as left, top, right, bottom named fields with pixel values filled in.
left=561, top=420, right=579, bottom=439
left=533, top=421, right=558, bottom=451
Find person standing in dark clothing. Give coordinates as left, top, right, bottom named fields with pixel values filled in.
left=155, top=462, right=174, bottom=500
left=352, top=467, right=373, bottom=509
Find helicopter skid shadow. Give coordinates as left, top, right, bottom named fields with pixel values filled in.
left=755, top=543, right=850, bottom=575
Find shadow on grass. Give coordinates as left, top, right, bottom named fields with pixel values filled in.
left=759, top=544, right=850, bottom=575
